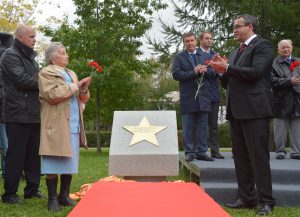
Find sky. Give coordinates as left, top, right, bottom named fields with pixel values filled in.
left=36, top=0, right=175, bottom=59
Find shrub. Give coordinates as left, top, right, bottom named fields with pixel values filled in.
left=86, top=131, right=111, bottom=147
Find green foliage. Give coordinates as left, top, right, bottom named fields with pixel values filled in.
left=41, top=0, right=167, bottom=125
left=218, top=122, right=232, bottom=148
left=0, top=0, right=39, bottom=33
left=86, top=131, right=111, bottom=147
left=149, top=0, right=300, bottom=56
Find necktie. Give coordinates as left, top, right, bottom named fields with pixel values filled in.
left=190, top=54, right=197, bottom=65
left=239, top=43, right=247, bottom=53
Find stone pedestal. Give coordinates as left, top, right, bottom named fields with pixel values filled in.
left=109, top=111, right=179, bottom=181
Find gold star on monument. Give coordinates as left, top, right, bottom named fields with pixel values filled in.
left=123, top=116, right=167, bottom=147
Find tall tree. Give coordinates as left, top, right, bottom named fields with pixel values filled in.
left=42, top=0, right=167, bottom=152
left=0, top=0, right=61, bottom=33
left=0, top=0, right=38, bottom=33
left=150, top=0, right=300, bottom=56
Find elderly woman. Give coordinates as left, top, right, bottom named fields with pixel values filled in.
left=38, top=42, right=91, bottom=211
left=269, top=39, right=300, bottom=160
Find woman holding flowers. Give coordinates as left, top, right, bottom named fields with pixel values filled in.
left=38, top=42, right=91, bottom=211
left=269, top=39, right=300, bottom=160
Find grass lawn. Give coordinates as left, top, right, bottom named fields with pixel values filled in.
left=0, top=148, right=299, bottom=217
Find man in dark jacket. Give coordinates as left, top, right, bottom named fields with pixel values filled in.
left=269, top=39, right=300, bottom=160
left=0, top=25, right=43, bottom=204
left=0, top=32, right=13, bottom=179
left=199, top=31, right=224, bottom=159
left=172, top=32, right=214, bottom=162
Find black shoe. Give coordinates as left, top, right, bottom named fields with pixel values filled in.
left=276, top=154, right=285, bottom=160
left=2, top=195, right=22, bottom=204
left=290, top=154, right=300, bottom=160
left=211, top=152, right=225, bottom=159
left=24, top=191, right=46, bottom=199
left=256, top=204, right=273, bottom=215
left=225, top=198, right=256, bottom=209
left=185, top=155, right=194, bottom=162
left=196, top=153, right=214, bottom=161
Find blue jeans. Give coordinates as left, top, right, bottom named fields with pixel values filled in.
left=182, top=111, right=208, bottom=157
left=0, top=123, right=8, bottom=178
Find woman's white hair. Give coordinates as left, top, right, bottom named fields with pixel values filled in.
left=278, top=39, right=293, bottom=48
left=45, top=42, right=65, bottom=65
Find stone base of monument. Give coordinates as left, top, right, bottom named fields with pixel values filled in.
left=124, top=176, right=166, bottom=182
left=109, top=111, right=179, bottom=181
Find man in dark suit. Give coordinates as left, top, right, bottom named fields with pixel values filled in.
left=199, top=31, right=224, bottom=159
left=211, top=14, right=275, bottom=215
left=172, top=32, right=214, bottom=162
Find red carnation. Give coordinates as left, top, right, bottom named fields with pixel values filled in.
left=290, top=61, right=300, bottom=72
left=88, top=61, right=103, bottom=77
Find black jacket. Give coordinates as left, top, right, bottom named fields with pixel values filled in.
left=269, top=56, right=300, bottom=118
left=220, top=37, right=274, bottom=120
left=0, top=32, right=14, bottom=122
left=0, top=39, right=40, bottom=123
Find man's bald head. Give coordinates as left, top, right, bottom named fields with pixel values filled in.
left=15, top=25, right=36, bottom=48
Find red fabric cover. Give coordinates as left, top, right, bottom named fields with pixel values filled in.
left=68, top=182, right=230, bottom=217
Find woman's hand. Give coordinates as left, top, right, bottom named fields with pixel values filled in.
left=77, top=77, right=92, bottom=90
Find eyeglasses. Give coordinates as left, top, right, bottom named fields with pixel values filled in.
left=233, top=24, right=248, bottom=29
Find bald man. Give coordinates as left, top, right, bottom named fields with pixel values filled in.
left=0, top=25, right=43, bottom=204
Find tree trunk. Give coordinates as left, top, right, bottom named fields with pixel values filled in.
left=96, top=86, right=101, bottom=152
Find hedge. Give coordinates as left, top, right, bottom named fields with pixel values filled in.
left=85, top=122, right=235, bottom=149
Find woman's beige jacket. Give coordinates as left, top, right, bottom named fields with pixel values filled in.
left=38, top=65, right=89, bottom=157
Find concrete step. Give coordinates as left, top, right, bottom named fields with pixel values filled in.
left=179, top=151, right=300, bottom=206
left=189, top=152, right=300, bottom=185
left=202, top=182, right=300, bottom=207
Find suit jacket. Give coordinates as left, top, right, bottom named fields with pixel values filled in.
left=172, top=48, right=211, bottom=114
left=220, top=37, right=274, bottom=120
left=204, top=49, right=220, bottom=103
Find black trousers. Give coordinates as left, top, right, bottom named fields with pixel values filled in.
left=230, top=118, right=275, bottom=206
left=2, top=123, right=41, bottom=199
left=208, top=102, right=220, bottom=153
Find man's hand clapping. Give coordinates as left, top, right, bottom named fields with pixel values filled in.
left=211, top=54, right=228, bottom=73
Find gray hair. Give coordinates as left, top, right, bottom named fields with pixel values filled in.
left=278, top=39, right=293, bottom=48
left=45, top=42, right=65, bottom=65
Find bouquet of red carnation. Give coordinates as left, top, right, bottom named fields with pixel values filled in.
left=290, top=61, right=300, bottom=72
left=88, top=61, right=103, bottom=77
left=194, top=59, right=212, bottom=100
